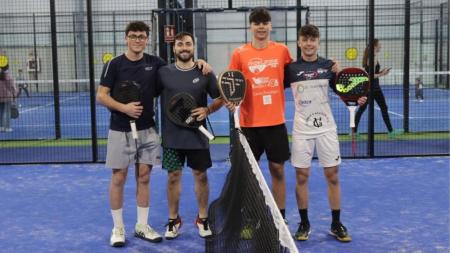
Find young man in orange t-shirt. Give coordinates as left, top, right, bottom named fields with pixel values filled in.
left=228, top=7, right=293, bottom=221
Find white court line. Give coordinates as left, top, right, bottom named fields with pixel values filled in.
left=19, top=97, right=79, bottom=114
left=375, top=107, right=450, bottom=119
left=374, top=106, right=404, bottom=118
left=16, top=123, right=109, bottom=127
left=409, top=116, right=450, bottom=119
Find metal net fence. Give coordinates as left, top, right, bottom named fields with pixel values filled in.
left=0, top=0, right=448, bottom=163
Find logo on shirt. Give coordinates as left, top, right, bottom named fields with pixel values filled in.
left=145, top=66, right=153, bottom=71
left=313, top=117, right=323, bottom=128
left=296, top=69, right=328, bottom=80
left=306, top=112, right=330, bottom=128
left=296, top=83, right=305, bottom=93
left=297, top=71, right=319, bottom=80
left=248, top=58, right=279, bottom=74
left=252, top=77, right=279, bottom=88
left=317, top=68, right=328, bottom=74
left=299, top=100, right=312, bottom=107
left=192, top=77, right=200, bottom=84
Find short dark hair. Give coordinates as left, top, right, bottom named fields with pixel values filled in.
left=249, top=7, right=271, bottom=23
left=0, top=65, right=8, bottom=80
left=174, top=31, right=195, bottom=44
left=298, top=24, right=320, bottom=39
left=125, top=21, right=150, bottom=36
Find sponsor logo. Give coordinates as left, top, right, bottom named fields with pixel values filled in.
left=336, top=76, right=368, bottom=93
left=192, top=77, right=200, bottom=84
left=297, top=70, right=319, bottom=80
left=299, top=100, right=312, bottom=106
left=317, top=68, right=328, bottom=74
left=248, top=58, right=279, bottom=74
left=296, top=69, right=328, bottom=80
left=251, top=77, right=279, bottom=88
left=306, top=112, right=330, bottom=128
left=145, top=66, right=153, bottom=71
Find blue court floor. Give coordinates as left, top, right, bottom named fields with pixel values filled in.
left=0, top=156, right=448, bottom=253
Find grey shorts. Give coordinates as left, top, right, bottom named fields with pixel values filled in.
left=291, top=130, right=341, bottom=168
left=105, top=128, right=161, bottom=169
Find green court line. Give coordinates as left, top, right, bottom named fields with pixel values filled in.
left=337, top=132, right=450, bottom=141
left=0, top=139, right=108, bottom=148
left=1, top=132, right=448, bottom=148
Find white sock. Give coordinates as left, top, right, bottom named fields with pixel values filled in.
left=137, top=206, right=149, bottom=225
left=111, top=208, right=124, bottom=229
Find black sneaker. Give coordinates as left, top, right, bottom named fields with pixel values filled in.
left=294, top=222, right=311, bottom=241
left=330, top=222, right=351, bottom=242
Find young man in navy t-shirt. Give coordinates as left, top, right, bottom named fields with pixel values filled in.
left=97, top=20, right=164, bottom=247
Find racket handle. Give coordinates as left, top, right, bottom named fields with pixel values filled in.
left=351, top=127, right=356, bottom=157
left=199, top=125, right=215, bottom=141
left=348, top=106, right=357, bottom=128
left=130, top=120, right=138, bottom=139
left=233, top=106, right=240, bottom=129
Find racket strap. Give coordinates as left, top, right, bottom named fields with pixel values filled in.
left=124, top=132, right=140, bottom=161
left=206, top=116, right=215, bottom=137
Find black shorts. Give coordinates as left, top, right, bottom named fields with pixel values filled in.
left=162, top=148, right=212, bottom=172
left=241, top=123, right=290, bottom=163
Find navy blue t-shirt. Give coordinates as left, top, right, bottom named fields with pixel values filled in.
left=284, top=56, right=336, bottom=91
left=100, top=53, right=166, bottom=131
left=157, top=64, right=219, bottom=150
left=284, top=56, right=339, bottom=137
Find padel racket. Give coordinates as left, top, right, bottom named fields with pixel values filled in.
left=111, top=80, right=141, bottom=139
left=166, top=92, right=215, bottom=141
left=335, top=67, right=370, bottom=156
left=217, top=70, right=246, bottom=128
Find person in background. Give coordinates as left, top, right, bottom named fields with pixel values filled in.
left=415, top=76, right=424, bottom=102
left=0, top=64, right=17, bottom=132
left=355, top=39, right=403, bottom=138
left=16, top=68, right=30, bottom=98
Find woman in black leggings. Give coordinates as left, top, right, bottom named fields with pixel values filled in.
left=355, top=39, right=402, bottom=138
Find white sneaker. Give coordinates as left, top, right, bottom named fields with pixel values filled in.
left=110, top=227, right=125, bottom=247
left=165, top=216, right=182, bottom=240
left=196, top=216, right=212, bottom=238
left=4, top=128, right=12, bottom=132
left=134, top=223, right=162, bottom=243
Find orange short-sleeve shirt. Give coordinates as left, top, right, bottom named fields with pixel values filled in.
left=229, top=41, right=293, bottom=127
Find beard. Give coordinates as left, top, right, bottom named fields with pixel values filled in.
left=175, top=51, right=194, bottom=63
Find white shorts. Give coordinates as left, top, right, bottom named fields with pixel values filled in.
left=291, top=130, right=341, bottom=168
left=106, top=128, right=161, bottom=169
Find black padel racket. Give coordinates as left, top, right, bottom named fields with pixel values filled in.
left=335, top=67, right=370, bottom=156
left=166, top=92, right=215, bottom=141
left=111, top=80, right=141, bottom=140
left=217, top=70, right=246, bottom=128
